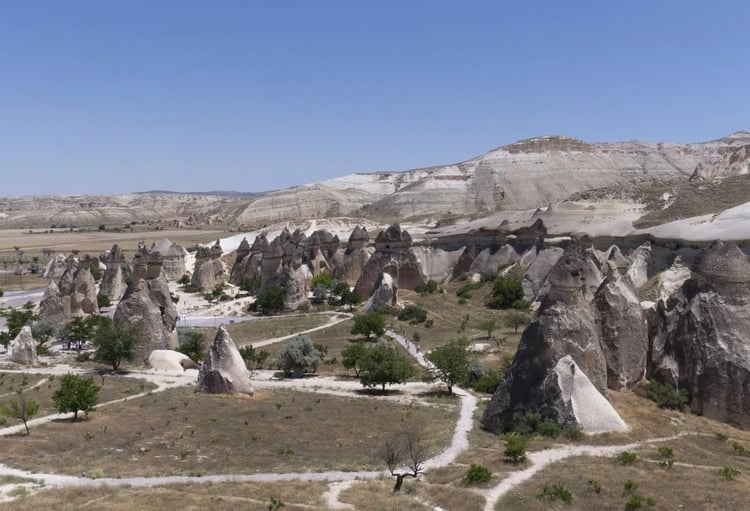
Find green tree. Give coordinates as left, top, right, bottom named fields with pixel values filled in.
left=1, top=307, right=37, bottom=338
left=486, top=275, right=524, bottom=309
left=256, top=286, right=286, bottom=315
left=504, top=311, right=531, bottom=333
left=341, top=341, right=369, bottom=377
left=177, top=328, right=206, bottom=363
left=477, top=318, right=498, bottom=339
left=0, top=391, right=39, bottom=435
left=239, top=344, right=270, bottom=370
left=426, top=338, right=471, bottom=395
left=351, top=313, right=386, bottom=339
left=30, top=319, right=58, bottom=348
left=92, top=319, right=142, bottom=371
left=52, top=374, right=100, bottom=421
left=359, top=342, right=414, bottom=391
left=274, top=335, right=321, bottom=378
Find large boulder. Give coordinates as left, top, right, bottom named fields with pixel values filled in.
left=196, top=326, right=254, bottom=395
left=8, top=326, right=38, bottom=366
left=148, top=350, right=198, bottom=372
left=362, top=272, right=398, bottom=312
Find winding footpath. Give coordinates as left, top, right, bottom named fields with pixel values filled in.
left=0, top=317, right=710, bottom=511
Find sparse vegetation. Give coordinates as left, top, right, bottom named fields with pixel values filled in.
left=0, top=390, right=39, bottom=435
left=537, top=482, right=572, bottom=505
left=637, top=379, right=689, bottom=410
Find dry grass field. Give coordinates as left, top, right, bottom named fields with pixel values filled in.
left=0, top=372, right=156, bottom=418
left=0, top=386, right=458, bottom=478
left=0, top=480, right=330, bottom=511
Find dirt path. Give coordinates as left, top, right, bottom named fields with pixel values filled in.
left=250, top=312, right=352, bottom=348
left=481, top=432, right=699, bottom=511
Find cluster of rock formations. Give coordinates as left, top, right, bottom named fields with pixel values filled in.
left=113, top=241, right=178, bottom=358
left=481, top=237, right=750, bottom=431
left=229, top=227, right=374, bottom=308
left=39, top=255, right=99, bottom=322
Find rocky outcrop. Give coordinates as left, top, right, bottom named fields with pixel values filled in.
left=691, top=144, right=750, bottom=181
left=191, top=240, right=225, bottom=292
left=99, top=244, right=127, bottom=302
left=151, top=238, right=188, bottom=281
left=43, top=254, right=68, bottom=280
left=334, top=227, right=373, bottom=285
left=113, top=245, right=178, bottom=358
left=625, top=243, right=651, bottom=289
left=354, top=224, right=426, bottom=297
left=362, top=272, right=398, bottom=312
left=595, top=264, right=648, bottom=390
left=196, top=326, right=254, bottom=395
left=481, top=241, right=608, bottom=432
left=8, top=326, right=38, bottom=366
left=38, top=255, right=99, bottom=321
left=648, top=241, right=750, bottom=428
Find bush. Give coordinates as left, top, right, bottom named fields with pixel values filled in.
left=617, top=451, right=638, bottom=465
left=177, top=328, right=206, bottom=363
left=720, top=465, right=740, bottom=481
left=624, top=493, right=655, bottom=511
left=456, top=282, right=482, bottom=300
left=515, top=410, right=582, bottom=439
left=238, top=345, right=269, bottom=370
left=274, top=335, right=321, bottom=378
left=638, top=379, right=689, bottom=409
left=537, top=483, right=572, bottom=505
left=256, top=286, right=286, bottom=315
left=462, top=463, right=491, bottom=485
left=503, top=433, right=529, bottom=463
left=587, top=479, right=601, bottom=494
left=397, top=305, right=427, bottom=324
left=485, top=276, right=524, bottom=309
left=473, top=372, right=502, bottom=394
left=415, top=280, right=438, bottom=294
left=358, top=341, right=414, bottom=392
left=96, top=294, right=111, bottom=308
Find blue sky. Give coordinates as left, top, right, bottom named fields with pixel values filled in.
left=1, top=1, right=748, bottom=196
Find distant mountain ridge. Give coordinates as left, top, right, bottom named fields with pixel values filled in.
left=1, top=132, right=748, bottom=228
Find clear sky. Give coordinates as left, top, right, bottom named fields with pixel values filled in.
left=1, top=1, right=748, bottom=196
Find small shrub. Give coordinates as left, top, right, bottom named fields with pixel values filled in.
left=503, top=433, right=529, bottom=464
left=424, top=318, right=433, bottom=328
left=587, top=479, right=601, bottom=494
left=732, top=441, right=750, bottom=457
left=416, top=280, right=438, bottom=294
left=463, top=463, right=492, bottom=485
left=397, top=304, right=427, bottom=324
left=623, top=480, right=638, bottom=493
left=637, top=379, right=689, bottom=409
left=537, top=483, right=572, bottom=505
left=96, top=294, right=111, bottom=308
left=720, top=465, right=740, bottom=481
left=715, top=432, right=728, bottom=442
left=455, top=281, right=482, bottom=299
left=624, top=493, right=655, bottom=511
left=617, top=451, right=638, bottom=465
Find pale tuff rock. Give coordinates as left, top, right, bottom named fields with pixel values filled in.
left=554, top=356, right=628, bottom=433
left=595, top=266, right=648, bottom=390
left=39, top=255, right=99, bottom=321
left=8, top=326, right=38, bottom=366
left=196, top=326, right=254, bottom=395
left=362, top=272, right=398, bottom=313
left=99, top=244, right=127, bottom=302
left=148, top=350, right=198, bottom=372
left=42, top=254, right=68, bottom=280
left=114, top=245, right=178, bottom=358
left=690, top=144, right=750, bottom=181
left=625, top=242, right=651, bottom=289
left=191, top=240, right=226, bottom=291
left=150, top=238, right=188, bottom=281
